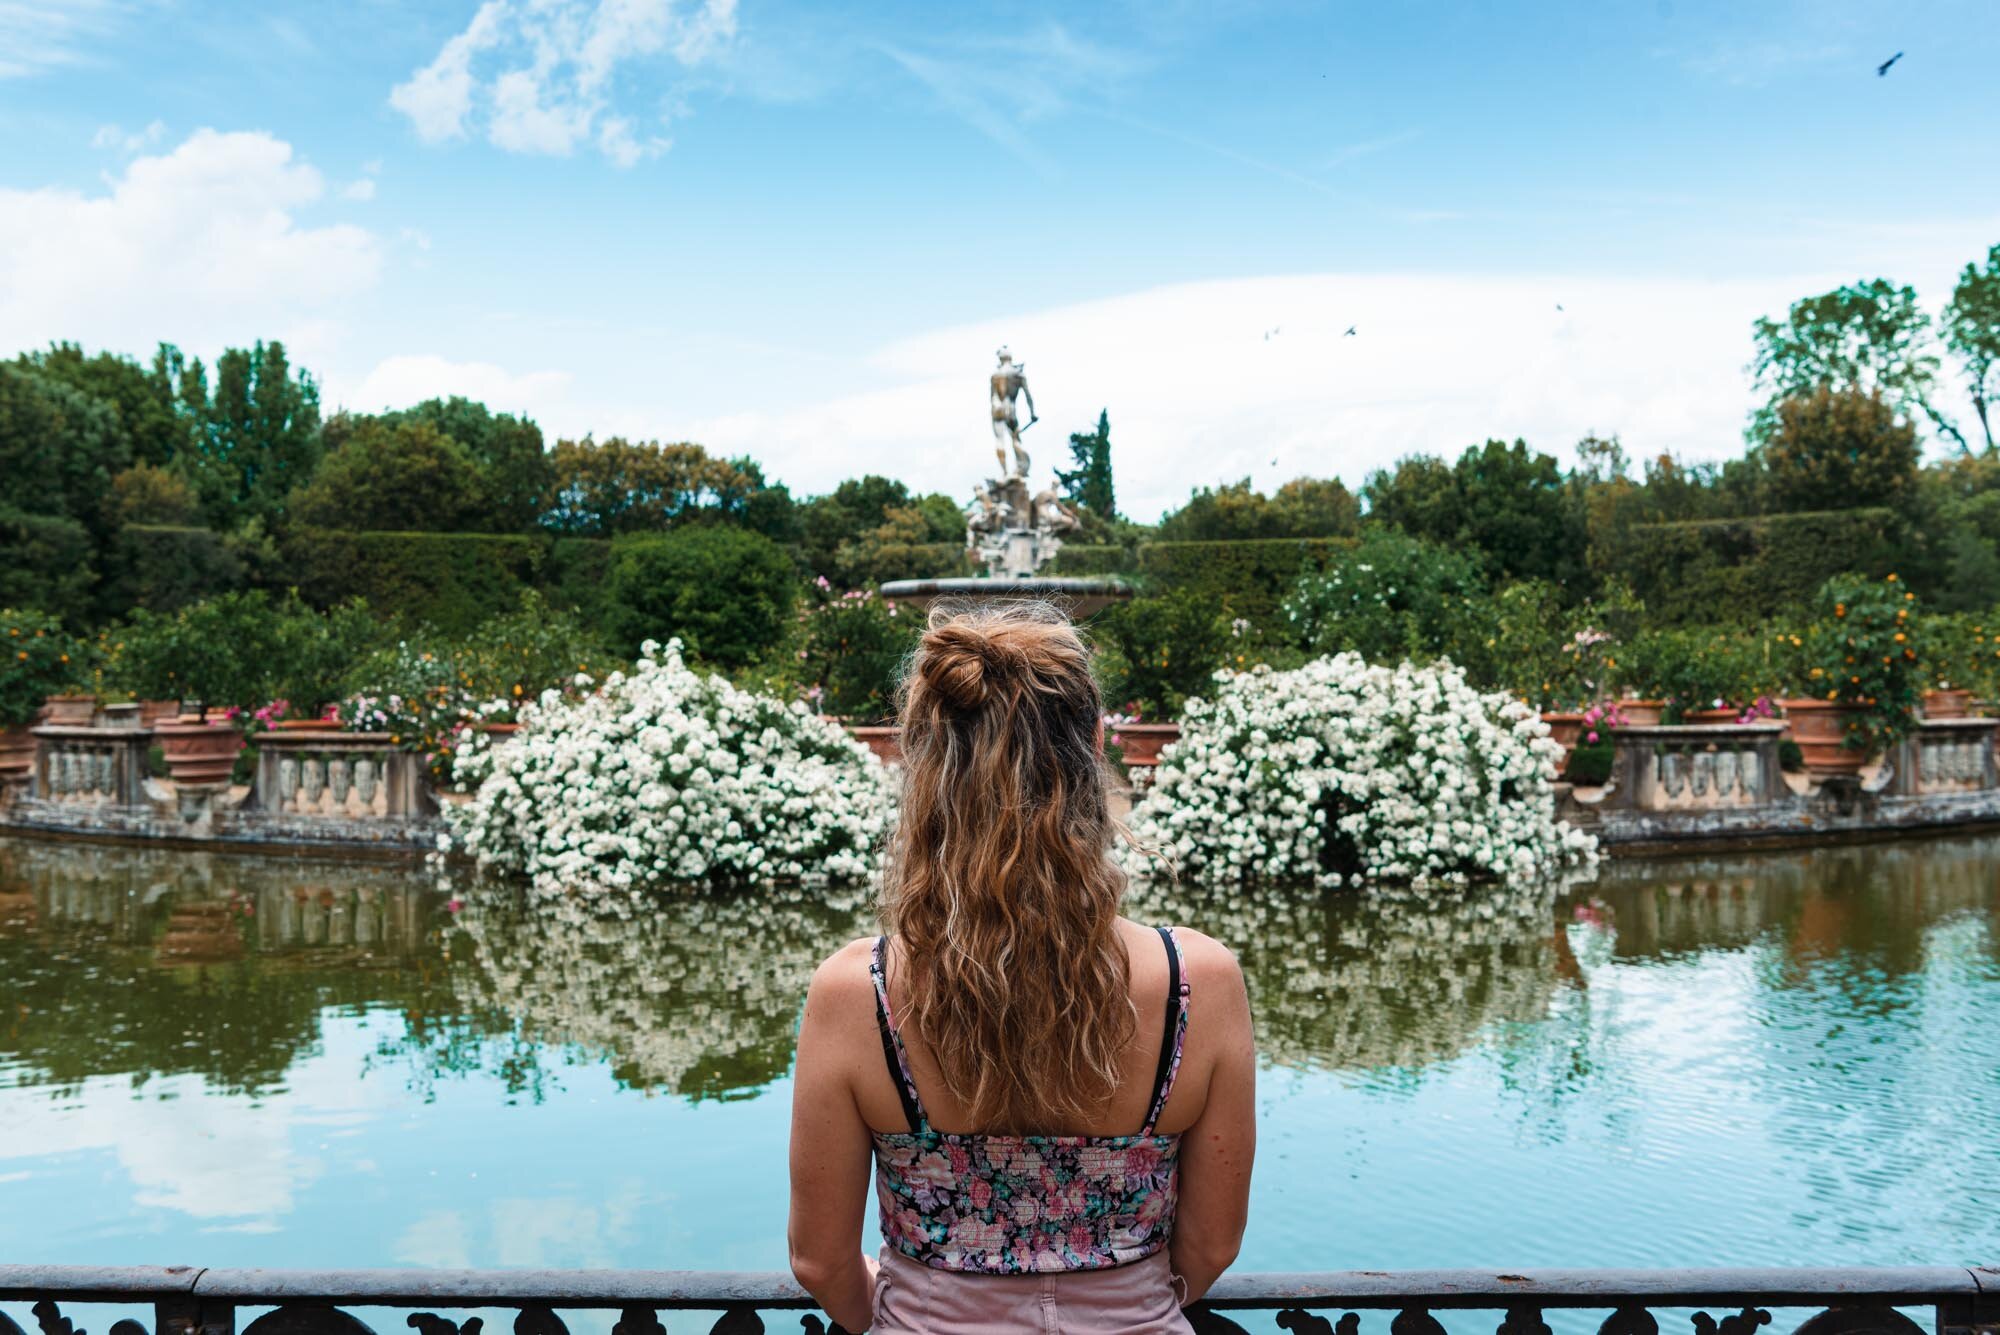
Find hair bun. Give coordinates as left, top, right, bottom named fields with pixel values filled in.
left=920, top=622, right=992, bottom=709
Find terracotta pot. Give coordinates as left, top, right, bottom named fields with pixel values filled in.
left=1540, top=711, right=1584, bottom=777
left=41, top=695, right=96, bottom=726
left=1683, top=707, right=1740, bottom=726
left=846, top=724, right=901, bottom=765
left=1779, top=699, right=1867, bottom=778
left=1922, top=688, right=1975, bottom=720
left=0, top=724, right=34, bottom=783
left=1111, top=722, right=1181, bottom=769
left=477, top=722, right=523, bottom=737
left=153, top=720, right=246, bottom=785
left=137, top=700, right=181, bottom=728
left=1617, top=699, right=1665, bottom=727
left=274, top=718, right=337, bottom=730
left=203, top=707, right=235, bottom=725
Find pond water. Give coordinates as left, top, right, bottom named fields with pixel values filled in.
left=2, top=833, right=1997, bottom=1274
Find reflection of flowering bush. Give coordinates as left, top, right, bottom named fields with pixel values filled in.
left=1127, top=878, right=1566, bottom=1070
left=446, top=879, right=873, bottom=1096
left=1124, top=653, right=1594, bottom=887
left=442, top=639, right=896, bottom=895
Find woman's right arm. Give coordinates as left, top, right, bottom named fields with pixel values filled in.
left=1169, top=940, right=1256, bottom=1305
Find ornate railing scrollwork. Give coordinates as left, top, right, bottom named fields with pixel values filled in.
left=3, top=1266, right=1994, bottom=1335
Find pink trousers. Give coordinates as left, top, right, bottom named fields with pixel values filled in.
left=871, top=1246, right=1194, bottom=1335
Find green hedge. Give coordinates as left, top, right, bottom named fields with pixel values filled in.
left=1136, top=537, right=1354, bottom=621
left=1623, top=509, right=1897, bottom=626
left=103, top=525, right=245, bottom=615
left=281, top=529, right=612, bottom=634
left=1051, top=545, right=1136, bottom=577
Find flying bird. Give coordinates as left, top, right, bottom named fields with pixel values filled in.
left=1877, top=51, right=1903, bottom=76
left=1556, top=303, right=1565, bottom=312
left=1343, top=325, right=1357, bottom=337
left=1263, top=326, right=1282, bottom=341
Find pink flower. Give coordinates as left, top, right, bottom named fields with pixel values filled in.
left=1586, top=731, right=1599, bottom=744
left=446, top=898, right=463, bottom=913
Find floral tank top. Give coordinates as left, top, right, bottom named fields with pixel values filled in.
left=868, top=927, right=1192, bottom=1275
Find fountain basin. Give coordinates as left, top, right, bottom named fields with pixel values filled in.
left=879, top=576, right=1132, bottom=618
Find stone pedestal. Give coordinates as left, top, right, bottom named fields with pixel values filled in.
left=1886, top=717, right=2000, bottom=797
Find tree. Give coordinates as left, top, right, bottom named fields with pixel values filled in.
left=289, top=419, right=487, bottom=532
left=1157, top=476, right=1358, bottom=542
left=1944, top=245, right=2000, bottom=453
left=1760, top=387, right=1920, bottom=514
left=18, top=342, right=187, bottom=468
left=831, top=494, right=969, bottom=586
left=1749, top=280, right=1963, bottom=450
left=799, top=475, right=921, bottom=579
left=111, top=463, right=202, bottom=525
left=1366, top=440, right=1585, bottom=587
left=602, top=526, right=798, bottom=666
left=1055, top=410, right=1117, bottom=519
left=545, top=438, right=751, bottom=536
left=167, top=340, right=323, bottom=526
left=378, top=397, right=553, bottom=531
left=1269, top=477, right=1360, bottom=537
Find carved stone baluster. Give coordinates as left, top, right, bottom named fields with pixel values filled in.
left=1661, top=749, right=1685, bottom=799
left=279, top=756, right=300, bottom=809
left=1392, top=1310, right=1447, bottom=1335
left=710, top=1310, right=764, bottom=1335
left=353, top=757, right=376, bottom=810
left=612, top=1309, right=663, bottom=1335
left=301, top=757, right=326, bottom=812
left=408, top=1317, right=483, bottom=1335
left=1690, top=749, right=1713, bottom=798
left=1713, top=748, right=1739, bottom=800
left=329, top=758, right=352, bottom=812
left=1499, top=1308, right=1552, bottom=1335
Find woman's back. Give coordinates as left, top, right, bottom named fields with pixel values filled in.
left=787, top=604, right=1256, bottom=1332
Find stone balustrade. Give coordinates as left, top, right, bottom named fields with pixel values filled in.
left=252, top=730, right=435, bottom=822
left=29, top=724, right=154, bottom=808
left=1892, top=717, right=1999, bottom=797
left=1616, top=722, right=1787, bottom=812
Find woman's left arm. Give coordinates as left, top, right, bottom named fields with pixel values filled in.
left=788, top=943, right=879, bottom=1332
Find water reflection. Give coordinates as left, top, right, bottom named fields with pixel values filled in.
left=444, top=883, right=875, bottom=1097
left=3, top=833, right=1998, bottom=1267
left=1131, top=879, right=1572, bottom=1070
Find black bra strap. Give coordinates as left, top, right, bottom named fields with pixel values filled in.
left=871, top=936, right=924, bottom=1134
left=1142, top=925, right=1185, bottom=1132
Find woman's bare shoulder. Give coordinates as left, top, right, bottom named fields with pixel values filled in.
left=804, top=936, right=881, bottom=1011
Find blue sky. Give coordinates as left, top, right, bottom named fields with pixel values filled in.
left=2, top=0, right=1996, bottom=517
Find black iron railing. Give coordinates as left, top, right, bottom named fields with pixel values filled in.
left=3, top=1266, right=1995, bottom=1335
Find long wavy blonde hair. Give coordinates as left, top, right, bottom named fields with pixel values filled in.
left=880, top=601, right=1134, bottom=1134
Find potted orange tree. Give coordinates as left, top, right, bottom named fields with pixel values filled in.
left=1780, top=573, right=1922, bottom=779
left=2, top=609, right=83, bottom=788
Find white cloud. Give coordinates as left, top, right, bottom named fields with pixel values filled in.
left=341, top=177, right=377, bottom=202
left=92, top=119, right=168, bottom=153
left=390, top=0, right=732, bottom=165
left=686, top=271, right=1850, bottom=521
left=0, top=127, right=381, bottom=358
left=0, top=0, right=123, bottom=78
left=344, top=354, right=574, bottom=418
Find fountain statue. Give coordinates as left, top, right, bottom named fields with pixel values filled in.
left=881, top=348, right=1128, bottom=616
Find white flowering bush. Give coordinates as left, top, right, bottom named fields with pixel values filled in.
left=1125, top=653, right=1595, bottom=887
left=441, top=639, right=896, bottom=895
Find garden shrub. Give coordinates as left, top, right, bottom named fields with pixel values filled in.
left=0, top=609, right=86, bottom=725
left=1792, top=572, right=1924, bottom=753
left=1052, top=545, right=1137, bottom=577
left=106, top=590, right=384, bottom=710
left=442, top=639, right=896, bottom=894
left=1283, top=528, right=1491, bottom=668
left=603, top=526, right=797, bottom=668
left=1125, top=653, right=1592, bottom=886
left=1091, top=589, right=1238, bottom=717
left=0, top=508, right=94, bottom=627
left=1137, top=537, right=1351, bottom=622
left=783, top=584, right=921, bottom=722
